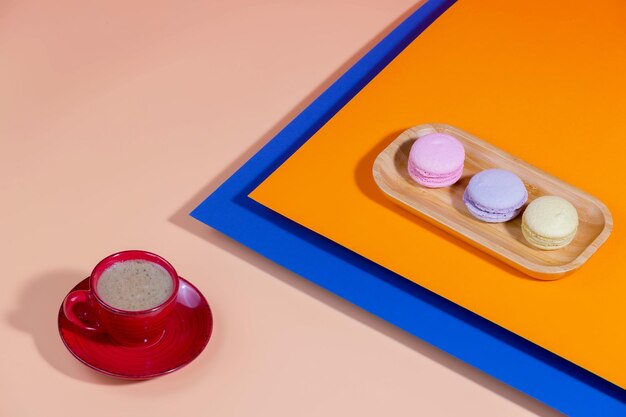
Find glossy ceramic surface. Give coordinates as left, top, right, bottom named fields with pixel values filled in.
left=63, top=250, right=181, bottom=346
left=59, top=276, right=213, bottom=379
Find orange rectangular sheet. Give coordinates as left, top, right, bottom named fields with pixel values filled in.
left=250, top=0, right=626, bottom=387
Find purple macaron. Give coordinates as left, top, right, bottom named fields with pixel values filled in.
left=407, top=133, right=465, bottom=188
left=463, top=169, right=528, bottom=223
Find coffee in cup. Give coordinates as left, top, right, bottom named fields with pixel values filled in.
left=63, top=250, right=180, bottom=345
left=97, top=260, right=174, bottom=311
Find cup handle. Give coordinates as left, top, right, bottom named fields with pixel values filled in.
left=62, top=290, right=103, bottom=333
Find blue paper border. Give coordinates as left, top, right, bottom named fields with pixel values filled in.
left=190, top=1, right=626, bottom=415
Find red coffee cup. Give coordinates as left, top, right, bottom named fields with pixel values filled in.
left=63, top=250, right=180, bottom=346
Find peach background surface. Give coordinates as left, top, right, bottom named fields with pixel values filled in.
left=0, top=1, right=560, bottom=416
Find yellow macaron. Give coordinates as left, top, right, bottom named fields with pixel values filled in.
left=522, top=196, right=578, bottom=250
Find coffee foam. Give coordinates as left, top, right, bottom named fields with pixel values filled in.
left=97, top=260, right=174, bottom=311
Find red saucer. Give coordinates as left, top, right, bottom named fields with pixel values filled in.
left=58, top=277, right=213, bottom=379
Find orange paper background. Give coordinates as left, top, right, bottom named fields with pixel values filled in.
left=251, top=0, right=626, bottom=387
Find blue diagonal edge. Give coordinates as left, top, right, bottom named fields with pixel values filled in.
left=190, top=1, right=626, bottom=415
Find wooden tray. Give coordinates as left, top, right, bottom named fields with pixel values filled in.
left=372, top=124, right=612, bottom=280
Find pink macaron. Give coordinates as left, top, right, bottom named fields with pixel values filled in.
left=407, top=133, right=465, bottom=188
